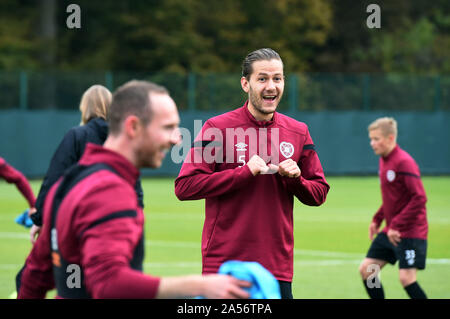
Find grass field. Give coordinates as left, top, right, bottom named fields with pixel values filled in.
left=0, top=176, right=449, bottom=299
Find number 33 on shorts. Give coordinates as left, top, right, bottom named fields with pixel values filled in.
left=405, top=249, right=415, bottom=266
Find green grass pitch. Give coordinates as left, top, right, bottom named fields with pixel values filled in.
left=0, top=176, right=449, bottom=298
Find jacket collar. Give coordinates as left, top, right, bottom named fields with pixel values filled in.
left=79, top=143, right=139, bottom=187
left=242, top=100, right=277, bottom=128
left=383, top=144, right=400, bottom=161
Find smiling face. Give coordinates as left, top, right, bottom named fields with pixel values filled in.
left=241, top=59, right=284, bottom=121
left=135, top=93, right=180, bottom=168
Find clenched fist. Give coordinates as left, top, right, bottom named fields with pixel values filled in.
left=246, top=155, right=278, bottom=176
left=276, top=159, right=301, bottom=178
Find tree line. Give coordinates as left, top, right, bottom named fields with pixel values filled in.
left=0, top=0, right=448, bottom=74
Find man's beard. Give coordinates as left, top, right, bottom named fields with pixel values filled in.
left=136, top=147, right=158, bottom=169
left=248, top=85, right=280, bottom=115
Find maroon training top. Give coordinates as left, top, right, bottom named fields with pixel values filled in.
left=18, top=144, right=160, bottom=298
left=372, top=145, right=428, bottom=240
left=175, top=101, right=330, bottom=282
left=0, top=157, right=36, bottom=208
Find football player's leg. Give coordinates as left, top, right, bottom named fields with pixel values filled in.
left=359, top=258, right=387, bottom=299
left=359, top=258, right=387, bottom=280
left=399, top=268, right=427, bottom=299
left=397, top=239, right=427, bottom=299
left=399, top=268, right=416, bottom=287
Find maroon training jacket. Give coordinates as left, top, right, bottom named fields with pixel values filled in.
left=0, top=157, right=36, bottom=208
left=18, top=144, right=160, bottom=298
left=175, top=101, right=330, bottom=282
left=372, top=145, right=428, bottom=240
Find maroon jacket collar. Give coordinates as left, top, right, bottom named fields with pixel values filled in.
left=79, top=143, right=139, bottom=187
left=242, top=100, right=277, bottom=128
left=383, top=144, right=400, bottom=161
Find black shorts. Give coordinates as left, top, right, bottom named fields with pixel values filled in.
left=366, top=232, right=427, bottom=270
left=278, top=281, right=293, bottom=299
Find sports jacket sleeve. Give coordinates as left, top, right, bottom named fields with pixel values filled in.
left=17, top=184, right=59, bottom=299
left=17, top=232, right=55, bottom=299
left=0, top=158, right=36, bottom=208
left=372, top=205, right=385, bottom=227
left=389, top=160, right=427, bottom=232
left=282, top=129, right=330, bottom=206
left=175, top=120, right=253, bottom=200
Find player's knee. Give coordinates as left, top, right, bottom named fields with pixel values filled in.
left=360, top=260, right=383, bottom=280
left=359, top=261, right=370, bottom=279
left=399, top=270, right=416, bottom=287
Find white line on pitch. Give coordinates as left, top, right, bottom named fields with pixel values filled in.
left=0, top=232, right=29, bottom=239
left=1, top=259, right=449, bottom=271
left=1, top=232, right=449, bottom=265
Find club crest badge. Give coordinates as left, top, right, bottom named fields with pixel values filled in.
left=280, top=142, right=294, bottom=158
left=386, top=170, right=396, bottom=182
